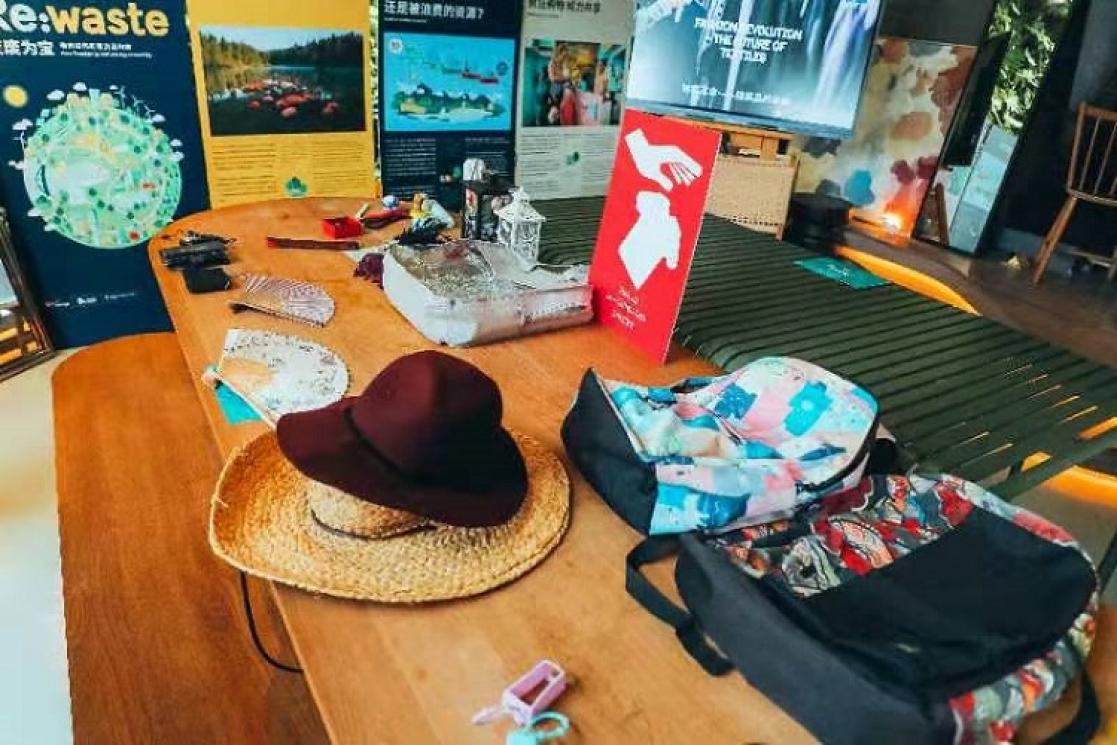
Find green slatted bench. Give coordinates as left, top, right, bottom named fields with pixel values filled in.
left=536, top=196, right=1117, bottom=584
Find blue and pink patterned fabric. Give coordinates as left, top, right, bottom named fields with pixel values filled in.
left=713, top=474, right=1098, bottom=744
left=598, top=357, right=880, bottom=534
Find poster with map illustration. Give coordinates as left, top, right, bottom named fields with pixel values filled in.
left=383, top=32, right=514, bottom=133
left=378, top=0, right=521, bottom=210
left=0, top=0, right=207, bottom=347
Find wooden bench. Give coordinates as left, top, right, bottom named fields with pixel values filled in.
left=53, top=333, right=327, bottom=744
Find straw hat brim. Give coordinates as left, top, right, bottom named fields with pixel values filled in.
left=210, top=429, right=570, bottom=602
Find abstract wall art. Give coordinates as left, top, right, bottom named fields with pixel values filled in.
left=794, top=38, right=976, bottom=234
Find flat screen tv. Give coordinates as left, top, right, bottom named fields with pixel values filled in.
left=627, top=0, right=885, bottom=140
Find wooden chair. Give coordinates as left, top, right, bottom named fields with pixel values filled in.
left=1033, top=103, right=1117, bottom=284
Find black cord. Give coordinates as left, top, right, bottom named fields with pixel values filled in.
left=238, top=571, right=303, bottom=674
left=1098, top=532, right=1117, bottom=587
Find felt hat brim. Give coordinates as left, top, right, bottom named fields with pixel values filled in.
left=276, top=398, right=527, bottom=528
left=210, top=430, right=570, bottom=603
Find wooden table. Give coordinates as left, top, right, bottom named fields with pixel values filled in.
left=149, top=198, right=1116, bottom=744
left=148, top=198, right=815, bottom=744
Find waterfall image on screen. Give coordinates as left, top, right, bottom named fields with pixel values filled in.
left=627, top=0, right=882, bottom=139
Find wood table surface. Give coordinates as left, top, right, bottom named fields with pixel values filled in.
left=147, top=198, right=1113, bottom=744
left=147, top=197, right=815, bottom=744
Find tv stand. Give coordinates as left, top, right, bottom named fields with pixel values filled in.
left=716, top=123, right=793, bottom=160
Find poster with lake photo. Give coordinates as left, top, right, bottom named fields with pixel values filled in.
left=187, top=0, right=376, bottom=207
left=200, top=27, right=366, bottom=136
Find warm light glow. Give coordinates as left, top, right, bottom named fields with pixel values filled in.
left=835, top=247, right=978, bottom=314
left=882, top=212, right=903, bottom=232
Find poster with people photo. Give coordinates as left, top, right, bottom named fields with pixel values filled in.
left=521, top=40, right=626, bottom=128
left=515, top=0, right=633, bottom=199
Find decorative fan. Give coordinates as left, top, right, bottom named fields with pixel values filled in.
left=206, top=329, right=349, bottom=425
left=230, top=274, right=335, bottom=327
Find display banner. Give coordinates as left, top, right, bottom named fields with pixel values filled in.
left=515, top=0, right=632, bottom=198
left=186, top=0, right=376, bottom=207
left=0, top=0, right=208, bottom=347
left=589, top=110, right=720, bottom=362
left=378, top=0, right=521, bottom=210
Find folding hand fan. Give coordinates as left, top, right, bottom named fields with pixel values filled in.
left=206, top=329, right=349, bottom=425
left=230, top=274, right=336, bottom=327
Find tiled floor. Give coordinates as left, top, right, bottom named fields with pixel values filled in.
left=0, top=354, right=73, bottom=745
left=0, top=351, right=1115, bottom=742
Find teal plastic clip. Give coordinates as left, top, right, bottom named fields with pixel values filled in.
left=505, top=712, right=571, bottom=745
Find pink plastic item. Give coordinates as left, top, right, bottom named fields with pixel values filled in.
left=471, top=660, right=569, bottom=727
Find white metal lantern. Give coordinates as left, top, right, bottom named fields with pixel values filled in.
left=495, top=188, right=546, bottom=267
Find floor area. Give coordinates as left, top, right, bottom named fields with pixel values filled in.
left=0, top=352, right=73, bottom=745
left=845, top=226, right=1117, bottom=475
left=1, top=328, right=1116, bottom=739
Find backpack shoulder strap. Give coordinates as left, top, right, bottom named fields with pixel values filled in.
left=625, top=536, right=733, bottom=676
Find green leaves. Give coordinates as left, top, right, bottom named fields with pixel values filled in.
left=988, top=0, right=1071, bottom=135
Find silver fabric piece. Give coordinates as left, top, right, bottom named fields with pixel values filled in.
left=384, top=240, right=593, bottom=347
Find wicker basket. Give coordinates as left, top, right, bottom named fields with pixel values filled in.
left=706, top=154, right=799, bottom=237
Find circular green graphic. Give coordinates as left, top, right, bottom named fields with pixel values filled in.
left=16, top=88, right=183, bottom=249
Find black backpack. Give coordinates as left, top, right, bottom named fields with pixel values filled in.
left=562, top=369, right=1100, bottom=744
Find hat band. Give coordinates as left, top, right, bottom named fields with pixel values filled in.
left=304, top=473, right=430, bottom=539
left=309, top=508, right=432, bottom=541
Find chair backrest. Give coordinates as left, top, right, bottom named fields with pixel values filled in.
left=1068, top=103, right=1117, bottom=205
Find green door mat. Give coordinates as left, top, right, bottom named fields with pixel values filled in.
left=794, top=257, right=889, bottom=289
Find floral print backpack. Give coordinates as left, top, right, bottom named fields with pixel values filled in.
left=563, top=360, right=1099, bottom=744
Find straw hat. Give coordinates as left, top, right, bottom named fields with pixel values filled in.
left=209, top=351, right=571, bottom=602
left=210, top=430, right=569, bottom=602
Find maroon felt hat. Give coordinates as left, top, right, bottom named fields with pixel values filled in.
left=276, top=351, right=527, bottom=527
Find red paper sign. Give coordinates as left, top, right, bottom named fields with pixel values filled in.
left=589, top=110, right=721, bottom=362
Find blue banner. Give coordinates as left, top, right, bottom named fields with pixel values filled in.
left=0, top=0, right=208, bottom=347
left=378, top=0, right=521, bottom=210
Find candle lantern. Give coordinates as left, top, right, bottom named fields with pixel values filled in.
left=462, top=174, right=512, bottom=242
left=495, top=188, right=546, bottom=267
left=461, top=158, right=511, bottom=242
